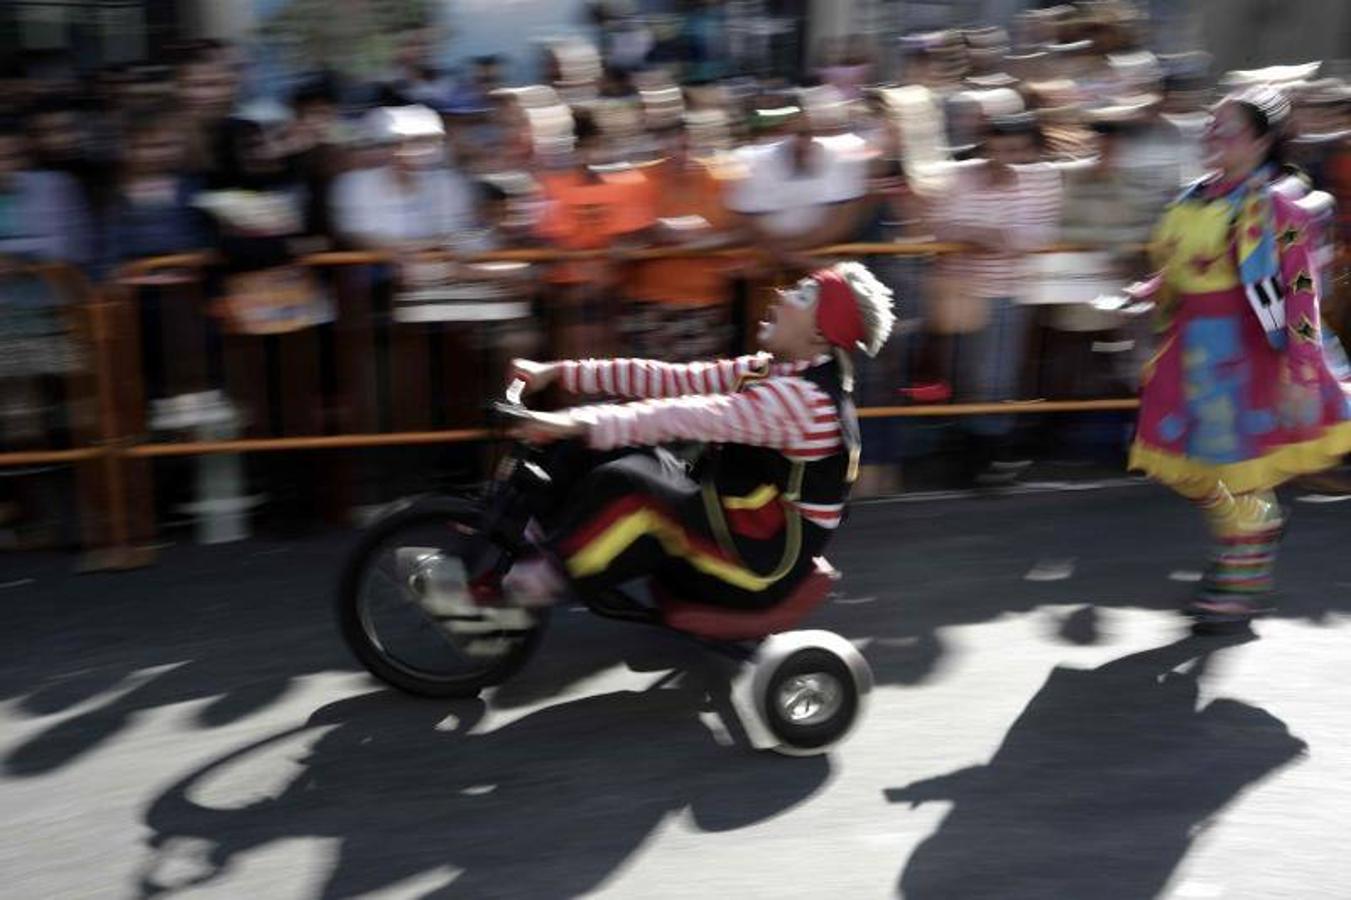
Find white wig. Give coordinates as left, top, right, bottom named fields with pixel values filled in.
left=833, top=261, right=896, bottom=358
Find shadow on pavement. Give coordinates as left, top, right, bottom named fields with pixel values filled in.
left=0, top=538, right=352, bottom=777
left=137, top=684, right=830, bottom=899
left=2, top=485, right=1342, bottom=779
left=884, top=634, right=1308, bottom=899
left=816, top=484, right=1351, bottom=688
left=0, top=486, right=1333, bottom=898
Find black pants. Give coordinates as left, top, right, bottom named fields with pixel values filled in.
left=549, top=451, right=818, bottom=610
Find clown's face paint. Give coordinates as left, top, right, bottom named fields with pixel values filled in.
left=758, top=278, right=822, bottom=358
left=1203, top=102, right=1268, bottom=183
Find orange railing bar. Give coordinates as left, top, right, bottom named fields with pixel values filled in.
left=110, top=242, right=1160, bottom=276
left=127, top=429, right=493, bottom=458
left=0, top=448, right=103, bottom=466
left=858, top=398, right=1141, bottom=418
left=119, top=400, right=1144, bottom=459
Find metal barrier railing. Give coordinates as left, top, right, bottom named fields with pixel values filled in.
left=13, top=236, right=1347, bottom=566
left=0, top=260, right=133, bottom=559
left=0, top=262, right=97, bottom=468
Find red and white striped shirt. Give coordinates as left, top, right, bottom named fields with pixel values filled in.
left=563, top=353, right=794, bottom=399
left=562, top=354, right=846, bottom=527
left=931, top=161, right=1063, bottom=300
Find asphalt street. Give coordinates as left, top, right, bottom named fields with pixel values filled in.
left=2, top=480, right=1349, bottom=899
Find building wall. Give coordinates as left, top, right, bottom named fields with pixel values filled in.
left=437, top=0, right=593, bottom=84
left=1199, top=0, right=1351, bottom=76
left=85, top=0, right=1351, bottom=87
left=5, top=0, right=152, bottom=65
left=189, top=0, right=257, bottom=42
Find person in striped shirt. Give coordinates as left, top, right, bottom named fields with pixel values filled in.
left=498, top=262, right=896, bottom=611
left=924, top=112, right=1062, bottom=484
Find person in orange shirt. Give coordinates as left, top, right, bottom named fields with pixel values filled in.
left=534, top=108, right=657, bottom=358
left=623, top=116, right=741, bottom=360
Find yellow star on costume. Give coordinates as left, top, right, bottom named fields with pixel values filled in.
left=1278, top=226, right=1303, bottom=249
left=1292, top=271, right=1315, bottom=294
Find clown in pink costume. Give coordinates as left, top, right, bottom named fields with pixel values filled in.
left=1129, top=87, right=1351, bottom=625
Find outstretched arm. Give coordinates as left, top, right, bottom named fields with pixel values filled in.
left=562, top=356, right=772, bottom=399
left=574, top=376, right=829, bottom=450
left=513, top=375, right=837, bottom=453
left=511, top=355, right=784, bottom=400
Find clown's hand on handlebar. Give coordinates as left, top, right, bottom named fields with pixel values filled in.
left=510, top=409, right=588, bottom=444
left=507, top=359, right=559, bottom=397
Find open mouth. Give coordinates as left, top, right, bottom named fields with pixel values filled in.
left=757, top=306, right=779, bottom=341
left=759, top=301, right=781, bottom=330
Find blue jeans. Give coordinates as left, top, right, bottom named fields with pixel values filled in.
left=950, top=296, right=1029, bottom=438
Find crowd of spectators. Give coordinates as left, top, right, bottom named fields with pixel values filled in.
left=2, top=0, right=1350, bottom=535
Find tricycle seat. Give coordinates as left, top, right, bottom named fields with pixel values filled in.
left=657, top=558, right=839, bottom=641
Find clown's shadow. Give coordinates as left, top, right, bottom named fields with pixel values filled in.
left=885, top=634, right=1307, bottom=899
left=138, top=680, right=830, bottom=900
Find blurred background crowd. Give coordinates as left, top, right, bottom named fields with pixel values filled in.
left=1, top=0, right=1349, bottom=550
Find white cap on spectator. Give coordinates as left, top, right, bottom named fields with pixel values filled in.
left=1109, top=50, right=1162, bottom=89
left=364, top=105, right=444, bottom=144
left=495, top=84, right=561, bottom=110
left=1047, top=40, right=1093, bottom=56
left=957, top=87, right=1026, bottom=118
left=1224, top=62, right=1322, bottom=89
left=877, top=85, right=954, bottom=195
left=233, top=97, right=293, bottom=127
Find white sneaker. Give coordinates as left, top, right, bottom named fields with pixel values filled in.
left=501, top=558, right=567, bottom=608
left=400, top=548, right=532, bottom=637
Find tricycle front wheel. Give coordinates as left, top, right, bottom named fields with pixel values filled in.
left=336, top=498, right=548, bottom=698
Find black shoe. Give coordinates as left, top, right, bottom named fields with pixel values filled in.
left=1189, top=616, right=1258, bottom=637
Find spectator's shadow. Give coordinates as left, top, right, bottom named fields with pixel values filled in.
left=3, top=650, right=344, bottom=778
left=136, top=683, right=830, bottom=899
left=884, top=634, right=1307, bottom=900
